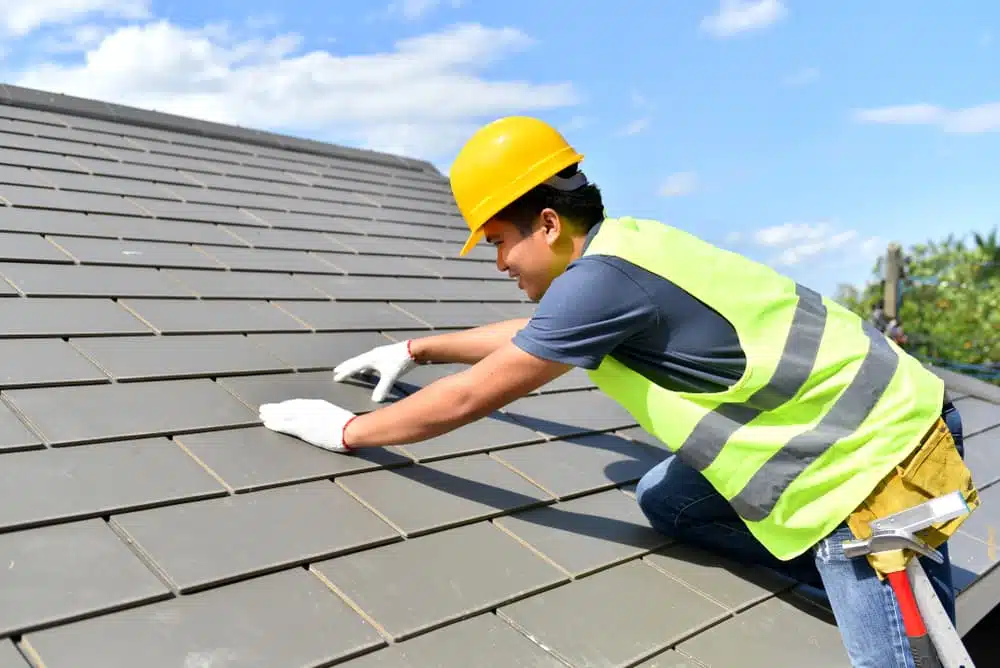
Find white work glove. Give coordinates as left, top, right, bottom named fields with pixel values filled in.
left=259, top=399, right=356, bottom=453
left=333, top=340, right=418, bottom=403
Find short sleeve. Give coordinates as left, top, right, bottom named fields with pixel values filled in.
left=511, top=256, right=657, bottom=369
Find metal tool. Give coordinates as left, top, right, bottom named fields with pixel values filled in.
left=842, top=490, right=976, bottom=668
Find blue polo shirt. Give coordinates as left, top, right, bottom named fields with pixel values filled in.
left=511, top=221, right=747, bottom=393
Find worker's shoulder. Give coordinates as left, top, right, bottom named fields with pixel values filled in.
left=567, top=250, right=684, bottom=298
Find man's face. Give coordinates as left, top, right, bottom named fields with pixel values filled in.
left=483, top=209, right=574, bottom=301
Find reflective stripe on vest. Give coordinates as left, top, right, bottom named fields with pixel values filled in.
left=580, top=216, right=944, bottom=560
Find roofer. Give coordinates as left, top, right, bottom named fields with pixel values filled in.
left=259, top=116, right=979, bottom=667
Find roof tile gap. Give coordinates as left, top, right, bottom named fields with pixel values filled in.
left=386, top=303, right=433, bottom=328
left=487, top=611, right=579, bottom=668
left=104, top=516, right=182, bottom=595
left=331, top=479, right=408, bottom=536
left=170, top=435, right=235, bottom=495
left=639, top=553, right=765, bottom=618
left=14, top=637, right=45, bottom=668
left=0, top=393, right=48, bottom=447
left=307, top=564, right=395, bottom=644
left=485, top=452, right=563, bottom=499
left=491, top=519, right=574, bottom=579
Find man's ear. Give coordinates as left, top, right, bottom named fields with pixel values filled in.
left=539, top=208, right=562, bottom=247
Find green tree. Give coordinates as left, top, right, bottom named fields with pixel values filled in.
left=839, top=227, right=1000, bottom=384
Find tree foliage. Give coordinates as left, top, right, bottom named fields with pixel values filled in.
left=837, top=227, right=1000, bottom=383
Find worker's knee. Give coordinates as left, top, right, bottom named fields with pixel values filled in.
left=634, top=455, right=731, bottom=532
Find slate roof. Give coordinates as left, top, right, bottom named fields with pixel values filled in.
left=0, top=83, right=996, bottom=667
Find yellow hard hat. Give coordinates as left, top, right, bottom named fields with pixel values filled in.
left=450, top=116, right=584, bottom=256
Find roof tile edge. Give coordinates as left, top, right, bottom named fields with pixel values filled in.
left=0, top=83, right=445, bottom=178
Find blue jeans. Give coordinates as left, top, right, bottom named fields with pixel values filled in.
left=635, top=404, right=965, bottom=668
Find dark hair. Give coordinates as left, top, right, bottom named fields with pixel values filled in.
left=494, top=164, right=605, bottom=236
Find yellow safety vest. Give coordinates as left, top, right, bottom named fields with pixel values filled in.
left=583, top=216, right=946, bottom=560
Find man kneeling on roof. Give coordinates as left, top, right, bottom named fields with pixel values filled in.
left=259, top=116, right=978, bottom=667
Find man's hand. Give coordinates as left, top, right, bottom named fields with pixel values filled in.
left=259, top=399, right=356, bottom=452
left=333, top=340, right=417, bottom=402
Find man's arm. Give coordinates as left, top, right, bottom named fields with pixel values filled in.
left=343, top=341, right=569, bottom=447
left=409, top=318, right=530, bottom=365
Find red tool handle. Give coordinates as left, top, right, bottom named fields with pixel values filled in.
left=888, top=570, right=942, bottom=668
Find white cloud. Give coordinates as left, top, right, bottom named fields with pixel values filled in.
left=0, top=0, right=149, bottom=37
left=5, top=17, right=579, bottom=161
left=386, top=0, right=463, bottom=21
left=852, top=102, right=1000, bottom=134
left=701, top=0, right=786, bottom=38
left=619, top=117, right=650, bottom=136
left=749, top=221, right=881, bottom=266
left=660, top=171, right=697, bottom=197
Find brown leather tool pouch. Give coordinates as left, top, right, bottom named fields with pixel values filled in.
left=845, top=417, right=980, bottom=577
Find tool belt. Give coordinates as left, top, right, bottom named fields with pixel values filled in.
left=845, top=403, right=981, bottom=578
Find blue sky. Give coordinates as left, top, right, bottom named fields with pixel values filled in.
left=0, top=0, right=997, bottom=296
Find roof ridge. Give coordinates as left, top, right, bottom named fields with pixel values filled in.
left=0, top=82, right=444, bottom=178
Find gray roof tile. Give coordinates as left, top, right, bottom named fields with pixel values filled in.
left=294, top=273, right=520, bottom=303
left=336, top=453, right=553, bottom=536
left=0, top=231, right=72, bottom=263
left=125, top=196, right=261, bottom=225
left=0, top=147, right=86, bottom=171
left=0, top=262, right=195, bottom=298
left=501, top=391, right=638, bottom=438
left=48, top=235, right=225, bottom=269
left=411, top=256, right=507, bottom=280
left=244, top=331, right=391, bottom=370
left=0, top=518, right=171, bottom=638
left=111, top=480, right=400, bottom=593
left=963, top=429, right=1000, bottom=489
left=393, top=301, right=509, bottom=328
left=160, top=267, right=322, bottom=300
left=0, top=437, right=225, bottom=532
left=93, top=212, right=243, bottom=245
left=269, top=299, right=427, bottom=330
left=643, top=543, right=794, bottom=613
left=953, top=395, right=1000, bottom=437
left=219, top=224, right=342, bottom=251
left=243, top=209, right=365, bottom=234
left=3, top=378, right=257, bottom=445
left=0, top=127, right=116, bottom=159
left=341, top=612, right=566, bottom=667
left=0, top=401, right=42, bottom=452
left=493, top=488, right=672, bottom=578
left=0, top=164, right=59, bottom=189
left=118, top=298, right=309, bottom=334
left=68, top=155, right=203, bottom=185
left=313, top=521, right=568, bottom=641
left=0, top=89, right=997, bottom=667
left=0, top=183, right=147, bottom=215
left=490, top=432, right=668, bottom=499
left=0, top=207, right=115, bottom=237
left=0, top=297, right=152, bottom=337
left=22, top=568, right=385, bottom=668
left=70, top=333, right=291, bottom=381
left=0, top=338, right=108, bottom=388
left=318, top=250, right=441, bottom=278
left=194, top=243, right=338, bottom=273
left=497, top=559, right=731, bottom=668
left=174, top=426, right=411, bottom=493
left=35, top=169, right=182, bottom=200
left=673, top=594, right=852, bottom=667
left=0, top=641, right=28, bottom=667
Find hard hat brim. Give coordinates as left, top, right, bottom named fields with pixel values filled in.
left=459, top=227, right=484, bottom=256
